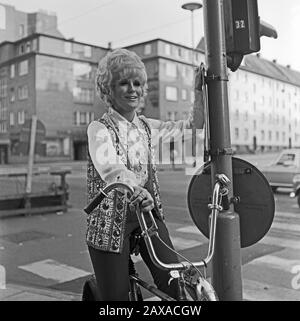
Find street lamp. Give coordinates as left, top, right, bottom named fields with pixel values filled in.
left=182, top=2, right=202, bottom=168
left=181, top=2, right=202, bottom=65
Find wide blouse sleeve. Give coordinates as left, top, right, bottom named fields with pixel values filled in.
left=87, top=121, right=139, bottom=187
left=146, top=104, right=204, bottom=147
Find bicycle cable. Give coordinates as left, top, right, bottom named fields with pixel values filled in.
left=153, top=234, right=205, bottom=279
left=151, top=183, right=224, bottom=281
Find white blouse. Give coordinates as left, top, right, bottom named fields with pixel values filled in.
left=87, top=106, right=203, bottom=188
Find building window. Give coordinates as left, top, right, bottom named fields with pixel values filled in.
left=261, top=130, right=265, bottom=141
left=165, top=43, right=171, bottom=55
left=18, top=85, right=28, bottom=100
left=74, top=111, right=93, bottom=125
left=10, top=64, right=15, bottom=78
left=90, top=112, right=95, bottom=122
left=10, top=88, right=15, bottom=102
left=19, top=43, right=25, bottom=55
left=253, top=120, right=257, bottom=130
left=0, top=122, right=7, bottom=133
left=234, top=128, right=239, bottom=140
left=79, top=112, right=86, bottom=125
left=0, top=78, right=7, bottom=98
left=9, top=112, right=14, bottom=126
left=26, top=42, right=31, bottom=53
left=73, top=87, right=94, bottom=104
left=165, top=62, right=177, bottom=78
left=18, top=111, right=25, bottom=124
left=83, top=45, right=92, bottom=57
left=244, top=111, right=248, bottom=121
left=234, top=109, right=239, bottom=120
left=181, top=89, right=187, bottom=101
left=19, top=24, right=25, bottom=37
left=244, top=128, right=249, bottom=140
left=165, top=86, right=178, bottom=101
left=64, top=42, right=72, bottom=54
left=177, top=47, right=183, bottom=58
left=268, top=131, right=272, bottom=141
left=282, top=132, right=286, bottom=142
left=276, top=131, right=279, bottom=140
left=144, top=44, right=152, bottom=55
left=19, top=60, right=28, bottom=76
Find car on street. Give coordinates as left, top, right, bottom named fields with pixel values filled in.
left=260, top=148, right=300, bottom=208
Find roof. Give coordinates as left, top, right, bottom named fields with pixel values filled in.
left=243, top=55, right=300, bottom=87
left=197, top=36, right=300, bottom=87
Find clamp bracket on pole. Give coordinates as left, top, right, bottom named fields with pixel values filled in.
left=205, top=74, right=229, bottom=82
left=209, top=148, right=234, bottom=156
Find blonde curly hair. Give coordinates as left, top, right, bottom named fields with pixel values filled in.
left=95, top=48, right=148, bottom=108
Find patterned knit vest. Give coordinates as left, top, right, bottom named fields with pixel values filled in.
left=86, top=113, right=164, bottom=253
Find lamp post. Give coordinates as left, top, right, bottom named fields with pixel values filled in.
left=182, top=2, right=202, bottom=167
left=181, top=2, right=202, bottom=65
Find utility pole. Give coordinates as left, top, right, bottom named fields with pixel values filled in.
left=202, top=0, right=243, bottom=300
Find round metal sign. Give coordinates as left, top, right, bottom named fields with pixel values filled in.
left=187, top=157, right=275, bottom=248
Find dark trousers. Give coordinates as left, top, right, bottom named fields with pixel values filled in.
left=88, top=213, right=180, bottom=301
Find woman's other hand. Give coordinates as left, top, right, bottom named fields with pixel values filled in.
left=129, top=186, right=154, bottom=213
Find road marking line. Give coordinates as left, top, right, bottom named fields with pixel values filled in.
left=18, top=259, right=91, bottom=283
left=270, top=221, right=300, bottom=233
left=176, top=225, right=201, bottom=234
left=171, top=237, right=202, bottom=250
left=243, top=279, right=300, bottom=301
left=275, top=211, right=300, bottom=220
left=259, top=236, right=300, bottom=250
left=246, top=255, right=300, bottom=273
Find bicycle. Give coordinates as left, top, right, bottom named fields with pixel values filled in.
left=82, top=173, right=230, bottom=301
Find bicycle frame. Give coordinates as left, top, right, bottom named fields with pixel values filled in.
left=83, top=174, right=230, bottom=301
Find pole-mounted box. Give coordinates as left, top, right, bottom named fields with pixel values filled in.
left=224, top=0, right=260, bottom=54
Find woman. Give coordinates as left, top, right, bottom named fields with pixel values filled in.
left=86, top=48, right=204, bottom=300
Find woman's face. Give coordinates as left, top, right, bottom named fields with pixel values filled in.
left=110, top=68, right=145, bottom=117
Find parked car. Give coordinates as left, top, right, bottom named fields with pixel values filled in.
left=290, top=175, right=300, bottom=208
left=260, top=148, right=300, bottom=208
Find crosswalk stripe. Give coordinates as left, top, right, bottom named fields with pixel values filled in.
left=19, top=259, right=91, bottom=283
left=176, top=225, right=201, bottom=235
left=243, top=279, right=300, bottom=301
left=172, top=237, right=202, bottom=250
left=246, top=255, right=300, bottom=273
left=271, top=221, right=300, bottom=233
left=275, top=211, right=300, bottom=219
left=258, top=236, right=300, bottom=250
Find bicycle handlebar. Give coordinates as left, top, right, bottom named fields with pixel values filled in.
left=84, top=175, right=230, bottom=272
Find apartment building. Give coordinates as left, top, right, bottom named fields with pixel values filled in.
left=228, top=55, right=300, bottom=153
left=0, top=33, right=107, bottom=163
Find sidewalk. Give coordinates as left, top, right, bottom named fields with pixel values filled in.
left=0, top=283, right=81, bottom=301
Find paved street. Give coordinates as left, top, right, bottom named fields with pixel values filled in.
left=0, top=153, right=299, bottom=301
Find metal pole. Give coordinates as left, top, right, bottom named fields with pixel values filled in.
left=26, top=115, right=37, bottom=194
left=202, top=0, right=243, bottom=300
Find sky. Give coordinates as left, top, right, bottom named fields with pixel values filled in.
left=3, top=0, right=300, bottom=71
